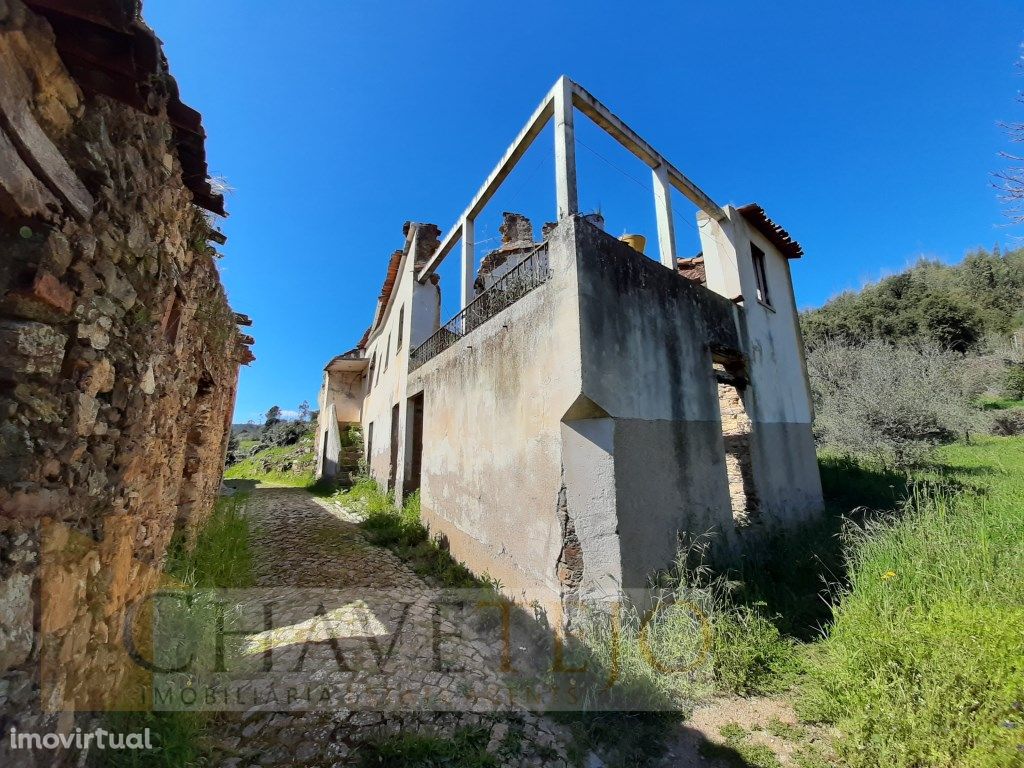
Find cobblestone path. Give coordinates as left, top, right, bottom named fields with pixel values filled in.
left=203, top=488, right=572, bottom=767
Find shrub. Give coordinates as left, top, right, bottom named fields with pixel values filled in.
left=1005, top=362, right=1024, bottom=400
left=262, top=419, right=309, bottom=447
left=990, top=410, right=1024, bottom=436
left=709, top=606, right=797, bottom=695
left=807, top=339, right=983, bottom=467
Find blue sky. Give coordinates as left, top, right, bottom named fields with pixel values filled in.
left=146, top=1, right=1024, bottom=423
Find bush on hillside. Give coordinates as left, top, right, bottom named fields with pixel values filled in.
left=261, top=419, right=310, bottom=448
left=990, top=410, right=1024, bottom=436
left=806, top=340, right=983, bottom=467
left=800, top=247, right=1024, bottom=352
left=1005, top=362, right=1024, bottom=400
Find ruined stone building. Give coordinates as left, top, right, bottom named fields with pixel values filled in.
left=0, top=0, right=250, bottom=760
left=319, top=77, right=824, bottom=623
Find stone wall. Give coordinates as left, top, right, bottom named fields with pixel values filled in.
left=717, top=380, right=758, bottom=526
left=0, top=2, right=249, bottom=763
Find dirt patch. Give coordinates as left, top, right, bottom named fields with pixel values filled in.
left=660, top=695, right=836, bottom=767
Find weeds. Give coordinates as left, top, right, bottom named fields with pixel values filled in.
left=165, top=492, right=253, bottom=589
left=334, top=479, right=488, bottom=590
left=355, top=725, right=497, bottom=768
left=88, top=710, right=208, bottom=767
left=765, top=716, right=807, bottom=741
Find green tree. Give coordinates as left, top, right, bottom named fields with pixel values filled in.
left=264, top=405, right=282, bottom=427
left=916, top=294, right=981, bottom=351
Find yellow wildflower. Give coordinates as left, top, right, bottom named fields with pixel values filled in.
left=882, top=570, right=897, bottom=581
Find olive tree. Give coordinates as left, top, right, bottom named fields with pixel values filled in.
left=806, top=340, right=985, bottom=468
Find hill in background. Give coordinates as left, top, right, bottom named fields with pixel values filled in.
left=801, top=246, right=1024, bottom=352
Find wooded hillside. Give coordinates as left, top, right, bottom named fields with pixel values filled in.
left=801, top=246, right=1024, bottom=351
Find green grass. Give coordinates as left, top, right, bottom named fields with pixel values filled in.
left=165, top=492, right=254, bottom=588
left=978, top=395, right=1024, bottom=411
left=237, top=437, right=259, bottom=452
left=89, top=710, right=209, bottom=767
left=223, top=443, right=314, bottom=487
left=332, top=478, right=485, bottom=589
left=696, top=722, right=782, bottom=768
left=355, top=725, right=498, bottom=768
left=799, top=436, right=1024, bottom=768
left=765, top=716, right=807, bottom=741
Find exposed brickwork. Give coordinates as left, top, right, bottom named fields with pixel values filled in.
left=0, top=2, right=248, bottom=763
left=474, top=212, right=539, bottom=293
left=555, top=481, right=583, bottom=627
left=717, top=382, right=759, bottom=526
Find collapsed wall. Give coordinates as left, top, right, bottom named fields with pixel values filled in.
left=0, top=0, right=251, bottom=762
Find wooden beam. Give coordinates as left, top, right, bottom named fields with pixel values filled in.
left=569, top=80, right=724, bottom=221
left=416, top=88, right=556, bottom=281
left=0, top=43, right=94, bottom=220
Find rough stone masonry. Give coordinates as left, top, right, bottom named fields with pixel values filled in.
left=0, top=1, right=251, bottom=764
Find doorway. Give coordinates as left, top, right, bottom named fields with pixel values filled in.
left=388, top=403, right=400, bottom=492
left=405, top=393, right=424, bottom=496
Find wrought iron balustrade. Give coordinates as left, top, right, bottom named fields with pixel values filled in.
left=409, top=243, right=550, bottom=370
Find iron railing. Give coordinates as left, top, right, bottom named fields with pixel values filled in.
left=409, top=243, right=551, bottom=370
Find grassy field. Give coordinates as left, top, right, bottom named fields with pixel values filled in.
left=800, top=436, right=1024, bottom=767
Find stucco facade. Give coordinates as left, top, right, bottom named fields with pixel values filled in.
left=315, top=80, right=823, bottom=623
left=317, top=212, right=822, bottom=621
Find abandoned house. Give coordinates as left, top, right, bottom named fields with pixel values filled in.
left=316, top=77, right=823, bottom=622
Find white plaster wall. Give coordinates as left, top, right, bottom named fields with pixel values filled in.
left=327, top=370, right=364, bottom=424
left=560, top=417, right=619, bottom=603
left=315, top=369, right=364, bottom=480
left=361, top=228, right=441, bottom=494
left=407, top=224, right=584, bottom=618
left=572, top=220, right=743, bottom=578
left=315, top=402, right=341, bottom=480
left=699, top=206, right=823, bottom=522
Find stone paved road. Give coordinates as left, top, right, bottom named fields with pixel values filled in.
left=202, top=487, right=572, bottom=767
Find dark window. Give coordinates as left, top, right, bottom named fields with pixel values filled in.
left=366, top=421, right=374, bottom=464
left=751, top=243, right=771, bottom=307
left=396, top=306, right=404, bottom=350
left=367, top=353, right=376, bottom=391
left=384, top=334, right=391, bottom=370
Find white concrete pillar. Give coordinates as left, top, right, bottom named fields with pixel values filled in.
left=698, top=208, right=743, bottom=302
left=652, top=163, right=676, bottom=270
left=553, top=77, right=578, bottom=220
left=460, top=217, right=474, bottom=309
